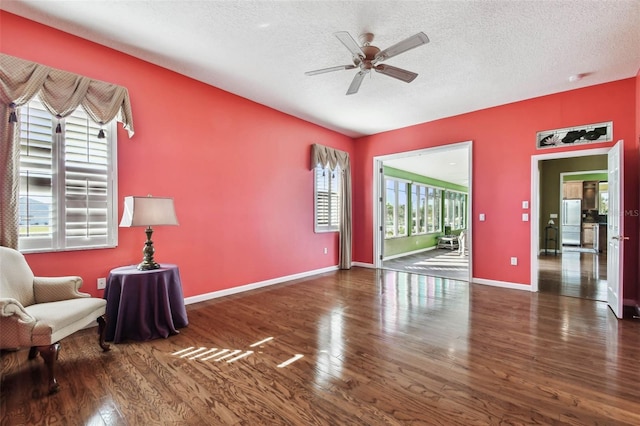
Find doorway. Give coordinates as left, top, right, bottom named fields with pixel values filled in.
left=373, top=141, right=472, bottom=282
left=538, top=161, right=608, bottom=301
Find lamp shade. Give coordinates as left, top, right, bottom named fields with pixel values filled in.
left=119, top=196, right=179, bottom=227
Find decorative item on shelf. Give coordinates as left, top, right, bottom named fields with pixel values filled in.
left=548, top=219, right=555, bottom=226
left=119, top=195, right=179, bottom=270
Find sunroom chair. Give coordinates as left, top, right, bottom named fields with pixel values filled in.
left=0, top=246, right=110, bottom=394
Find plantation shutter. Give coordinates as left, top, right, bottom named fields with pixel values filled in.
left=315, top=165, right=330, bottom=227
left=314, top=164, right=341, bottom=231
left=64, top=106, right=111, bottom=247
left=330, top=170, right=340, bottom=227
left=19, top=98, right=54, bottom=245
left=18, top=97, right=116, bottom=251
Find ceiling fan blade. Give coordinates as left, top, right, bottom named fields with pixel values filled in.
left=334, top=31, right=365, bottom=61
left=305, top=65, right=357, bottom=76
left=374, top=64, right=418, bottom=83
left=374, top=32, right=429, bottom=63
left=346, top=70, right=367, bottom=95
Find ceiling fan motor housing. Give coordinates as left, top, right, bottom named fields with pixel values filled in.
left=358, top=33, right=380, bottom=69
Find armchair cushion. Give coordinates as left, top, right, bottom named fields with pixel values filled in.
left=26, top=298, right=106, bottom=346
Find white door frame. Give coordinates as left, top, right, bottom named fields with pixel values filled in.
left=530, top=146, right=611, bottom=292
left=373, top=141, right=473, bottom=283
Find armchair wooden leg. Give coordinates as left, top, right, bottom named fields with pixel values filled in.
left=28, top=346, right=38, bottom=360
left=37, top=343, right=61, bottom=395
left=97, top=315, right=111, bottom=352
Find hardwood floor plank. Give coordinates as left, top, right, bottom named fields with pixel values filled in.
left=3, top=268, right=640, bottom=425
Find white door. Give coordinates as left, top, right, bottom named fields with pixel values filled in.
left=607, top=140, right=625, bottom=318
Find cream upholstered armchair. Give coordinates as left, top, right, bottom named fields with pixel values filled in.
left=0, top=246, right=110, bottom=394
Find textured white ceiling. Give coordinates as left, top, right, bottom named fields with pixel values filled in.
left=2, top=0, right=639, bottom=140
left=384, top=144, right=470, bottom=187
left=0, top=0, right=640, bottom=184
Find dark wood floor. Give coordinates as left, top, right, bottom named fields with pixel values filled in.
left=2, top=267, right=640, bottom=425
left=538, top=250, right=608, bottom=301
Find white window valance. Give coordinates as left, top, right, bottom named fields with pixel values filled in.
left=0, top=53, right=134, bottom=137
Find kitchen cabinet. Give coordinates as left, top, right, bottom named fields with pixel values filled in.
left=582, top=223, right=595, bottom=246
left=563, top=182, right=582, bottom=199
left=583, top=181, right=598, bottom=210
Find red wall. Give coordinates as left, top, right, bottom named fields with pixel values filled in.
left=1, top=12, right=354, bottom=298
left=3, top=11, right=639, bottom=305
left=353, top=80, right=638, bottom=298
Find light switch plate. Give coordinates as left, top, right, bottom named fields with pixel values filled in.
left=479, top=213, right=486, bottom=221
left=522, top=201, right=529, bottom=209
left=522, top=213, right=529, bottom=222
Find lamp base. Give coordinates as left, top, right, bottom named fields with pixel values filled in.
left=137, top=260, right=161, bottom=271
left=138, top=226, right=161, bottom=271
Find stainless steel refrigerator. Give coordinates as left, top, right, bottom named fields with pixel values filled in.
left=561, top=199, right=582, bottom=246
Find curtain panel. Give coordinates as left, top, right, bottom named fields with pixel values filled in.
left=0, top=53, right=135, bottom=248
left=311, top=143, right=352, bottom=269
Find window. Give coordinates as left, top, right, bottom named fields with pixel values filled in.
left=598, top=182, right=609, bottom=215
left=411, top=184, right=442, bottom=235
left=411, top=185, right=427, bottom=234
left=18, top=96, right=118, bottom=252
left=385, top=178, right=408, bottom=238
left=314, top=163, right=340, bottom=232
left=427, top=186, right=441, bottom=233
left=443, top=190, right=466, bottom=231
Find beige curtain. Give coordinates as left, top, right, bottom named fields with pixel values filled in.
left=311, top=143, right=352, bottom=269
left=0, top=53, right=135, bottom=248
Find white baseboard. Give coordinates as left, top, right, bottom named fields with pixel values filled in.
left=383, top=246, right=436, bottom=261
left=472, top=278, right=533, bottom=291
left=351, top=261, right=375, bottom=268
left=183, top=264, right=537, bottom=307
left=184, top=265, right=339, bottom=305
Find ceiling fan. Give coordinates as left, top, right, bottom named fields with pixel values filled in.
left=305, top=31, right=429, bottom=95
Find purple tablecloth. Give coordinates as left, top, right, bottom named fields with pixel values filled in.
left=104, top=264, right=188, bottom=343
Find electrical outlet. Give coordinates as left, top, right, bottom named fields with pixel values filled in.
left=510, top=257, right=518, bottom=266
left=97, top=277, right=106, bottom=290
left=323, top=248, right=328, bottom=255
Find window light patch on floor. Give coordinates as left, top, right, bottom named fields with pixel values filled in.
left=170, top=337, right=302, bottom=366
left=277, top=354, right=304, bottom=368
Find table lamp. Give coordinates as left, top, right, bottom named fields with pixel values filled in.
left=119, top=195, right=179, bottom=270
